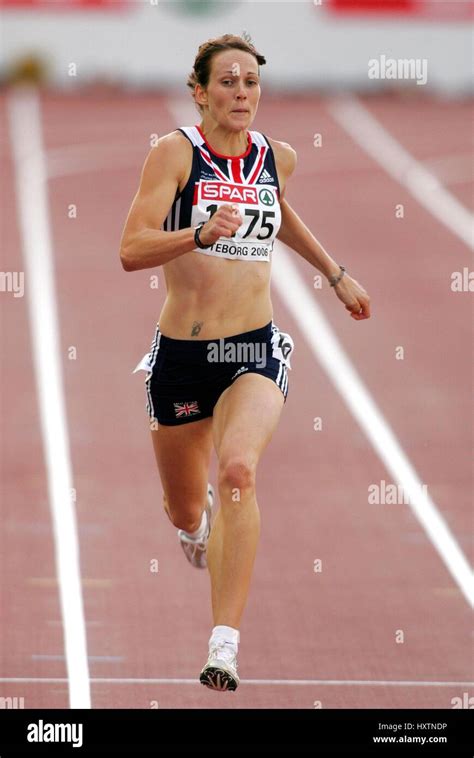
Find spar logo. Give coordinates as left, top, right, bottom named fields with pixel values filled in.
left=201, top=182, right=258, bottom=204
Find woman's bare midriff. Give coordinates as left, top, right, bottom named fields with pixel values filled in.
left=158, top=251, right=273, bottom=340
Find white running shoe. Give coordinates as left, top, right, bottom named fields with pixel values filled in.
left=177, top=483, right=214, bottom=569
left=199, top=640, right=240, bottom=692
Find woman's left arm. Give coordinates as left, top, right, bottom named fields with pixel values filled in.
left=276, top=198, right=371, bottom=320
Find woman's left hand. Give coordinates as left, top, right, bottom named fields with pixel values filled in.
left=333, top=274, right=371, bottom=320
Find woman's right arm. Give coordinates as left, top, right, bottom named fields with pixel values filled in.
left=119, top=134, right=196, bottom=272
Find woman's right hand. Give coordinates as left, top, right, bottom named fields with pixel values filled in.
left=199, top=204, right=243, bottom=246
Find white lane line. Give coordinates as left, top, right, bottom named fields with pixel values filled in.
left=272, top=245, right=474, bottom=607
left=1, top=678, right=472, bottom=687
left=7, top=87, right=91, bottom=709
left=31, top=655, right=123, bottom=663
left=328, top=96, right=474, bottom=250
left=166, top=97, right=473, bottom=607
left=423, top=151, right=474, bottom=188
left=46, top=141, right=144, bottom=179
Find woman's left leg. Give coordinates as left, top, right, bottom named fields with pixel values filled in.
left=207, top=371, right=285, bottom=629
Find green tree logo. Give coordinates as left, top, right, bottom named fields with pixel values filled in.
left=259, top=188, right=275, bottom=206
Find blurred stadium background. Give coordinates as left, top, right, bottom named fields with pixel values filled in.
left=0, top=1, right=472, bottom=93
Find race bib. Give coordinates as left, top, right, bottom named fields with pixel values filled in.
left=191, top=181, right=281, bottom=262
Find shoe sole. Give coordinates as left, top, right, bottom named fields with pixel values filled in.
left=199, top=665, right=239, bottom=692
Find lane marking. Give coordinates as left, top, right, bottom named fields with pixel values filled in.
left=328, top=96, right=473, bottom=250
left=28, top=577, right=112, bottom=588
left=1, top=677, right=472, bottom=687
left=46, top=141, right=143, bottom=179
left=31, top=655, right=123, bottom=663
left=167, top=97, right=473, bottom=608
left=7, top=87, right=91, bottom=709
left=423, top=151, right=474, bottom=188
left=272, top=245, right=474, bottom=607
left=46, top=620, right=103, bottom=627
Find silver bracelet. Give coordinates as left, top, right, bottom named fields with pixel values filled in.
left=328, top=265, right=346, bottom=287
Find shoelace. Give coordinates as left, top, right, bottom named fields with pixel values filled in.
left=179, top=531, right=207, bottom=547
left=208, top=640, right=238, bottom=669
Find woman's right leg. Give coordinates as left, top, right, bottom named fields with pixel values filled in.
left=150, top=417, right=214, bottom=533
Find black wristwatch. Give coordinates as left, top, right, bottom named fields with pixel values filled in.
left=194, top=221, right=213, bottom=249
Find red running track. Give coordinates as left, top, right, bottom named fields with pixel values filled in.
left=0, top=90, right=472, bottom=708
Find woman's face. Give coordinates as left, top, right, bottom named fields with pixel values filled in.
left=196, top=49, right=261, bottom=130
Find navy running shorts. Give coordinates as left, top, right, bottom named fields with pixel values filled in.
left=133, top=320, right=295, bottom=426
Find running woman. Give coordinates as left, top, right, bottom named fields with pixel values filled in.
left=120, top=34, right=370, bottom=692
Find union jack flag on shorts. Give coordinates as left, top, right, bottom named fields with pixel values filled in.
left=173, top=401, right=201, bottom=418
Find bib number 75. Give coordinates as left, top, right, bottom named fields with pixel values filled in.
left=205, top=204, right=275, bottom=240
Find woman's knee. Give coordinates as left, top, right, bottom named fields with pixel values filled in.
left=162, top=492, right=204, bottom=532
left=218, top=455, right=257, bottom=494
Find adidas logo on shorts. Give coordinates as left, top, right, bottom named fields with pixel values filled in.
left=231, top=366, right=249, bottom=381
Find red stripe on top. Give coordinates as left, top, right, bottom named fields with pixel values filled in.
left=230, top=159, right=243, bottom=183
left=248, top=146, right=266, bottom=184
left=196, top=124, right=252, bottom=160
